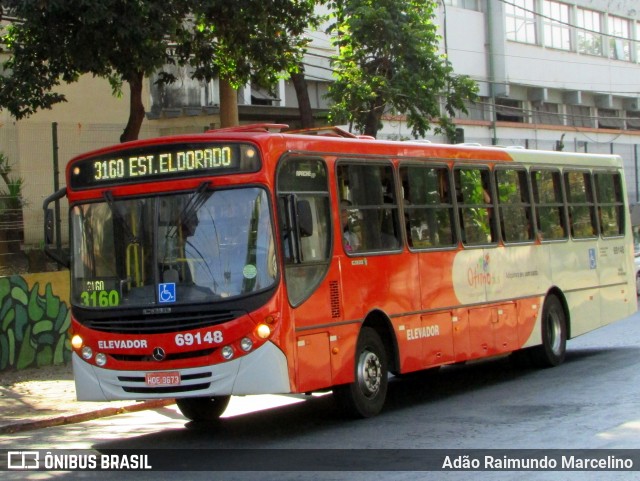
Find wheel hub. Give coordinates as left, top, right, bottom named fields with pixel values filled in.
left=357, top=350, right=382, bottom=397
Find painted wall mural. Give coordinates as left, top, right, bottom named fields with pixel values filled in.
left=0, top=272, right=71, bottom=371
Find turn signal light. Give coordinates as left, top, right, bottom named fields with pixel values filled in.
left=71, top=335, right=83, bottom=350
left=256, top=323, right=271, bottom=339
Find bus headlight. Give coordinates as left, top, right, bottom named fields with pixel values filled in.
left=240, top=337, right=253, bottom=352
left=95, top=353, right=107, bottom=367
left=81, top=346, right=93, bottom=360
left=221, top=346, right=234, bottom=360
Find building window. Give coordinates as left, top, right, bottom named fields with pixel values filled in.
left=608, top=16, right=631, bottom=61
left=565, top=105, right=594, bottom=128
left=443, top=0, right=480, bottom=11
left=627, top=111, right=640, bottom=131
left=457, top=98, right=487, bottom=121
left=598, top=109, right=624, bottom=130
left=495, top=98, right=525, bottom=123
left=505, top=0, right=536, bottom=45
left=576, top=8, right=603, bottom=56
left=637, top=21, right=640, bottom=63
left=542, top=1, right=571, bottom=50
left=532, top=103, right=563, bottom=125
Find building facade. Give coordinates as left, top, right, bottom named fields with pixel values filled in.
left=400, top=0, right=640, bottom=223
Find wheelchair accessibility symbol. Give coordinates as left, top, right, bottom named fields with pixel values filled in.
left=158, top=283, right=176, bottom=303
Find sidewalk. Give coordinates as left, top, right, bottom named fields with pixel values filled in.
left=0, top=364, right=174, bottom=434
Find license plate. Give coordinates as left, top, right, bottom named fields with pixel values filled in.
left=145, top=371, right=181, bottom=387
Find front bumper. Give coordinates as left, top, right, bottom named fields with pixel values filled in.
left=72, top=341, right=290, bottom=401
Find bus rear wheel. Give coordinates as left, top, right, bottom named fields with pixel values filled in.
left=530, top=295, right=567, bottom=367
left=176, top=395, right=231, bottom=422
left=333, top=327, right=388, bottom=418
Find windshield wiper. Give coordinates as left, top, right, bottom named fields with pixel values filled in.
left=166, top=182, right=211, bottom=239
left=103, top=191, right=138, bottom=244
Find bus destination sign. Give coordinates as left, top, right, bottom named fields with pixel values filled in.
left=69, top=142, right=260, bottom=189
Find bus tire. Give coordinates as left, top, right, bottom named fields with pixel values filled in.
left=333, top=327, right=388, bottom=418
left=176, top=395, right=231, bottom=422
left=530, top=295, right=566, bottom=367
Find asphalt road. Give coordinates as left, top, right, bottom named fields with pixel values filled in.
left=3, top=305, right=640, bottom=481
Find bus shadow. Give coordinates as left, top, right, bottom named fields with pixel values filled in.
left=92, top=345, right=640, bottom=451
left=385, top=345, right=640, bottom=411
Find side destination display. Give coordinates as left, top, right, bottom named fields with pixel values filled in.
left=69, top=142, right=260, bottom=189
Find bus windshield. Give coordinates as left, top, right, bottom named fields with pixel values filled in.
left=70, top=187, right=277, bottom=309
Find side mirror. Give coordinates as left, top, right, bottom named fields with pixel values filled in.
left=296, top=200, right=313, bottom=237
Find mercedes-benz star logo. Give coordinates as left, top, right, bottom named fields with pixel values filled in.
left=152, top=347, right=166, bottom=361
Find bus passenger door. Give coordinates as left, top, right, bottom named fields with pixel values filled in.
left=277, top=156, right=337, bottom=393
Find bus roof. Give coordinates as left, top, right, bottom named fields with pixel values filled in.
left=68, top=123, right=623, bottom=170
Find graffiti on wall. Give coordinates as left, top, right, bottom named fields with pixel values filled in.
left=0, top=274, right=71, bottom=371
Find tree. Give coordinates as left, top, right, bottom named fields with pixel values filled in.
left=0, top=0, right=190, bottom=142
left=326, top=0, right=478, bottom=139
left=177, top=1, right=318, bottom=128
left=0, top=0, right=318, bottom=141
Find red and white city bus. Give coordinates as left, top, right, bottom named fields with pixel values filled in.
left=44, top=124, right=637, bottom=420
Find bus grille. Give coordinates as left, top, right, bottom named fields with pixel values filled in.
left=111, top=347, right=216, bottom=363
left=121, top=383, right=211, bottom=394
left=81, top=310, right=240, bottom=334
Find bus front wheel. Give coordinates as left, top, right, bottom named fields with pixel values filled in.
left=176, top=395, right=231, bottom=422
left=333, top=327, right=388, bottom=418
left=530, top=295, right=567, bottom=367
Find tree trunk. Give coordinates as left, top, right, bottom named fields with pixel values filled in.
left=291, top=68, right=314, bottom=129
left=219, top=77, right=239, bottom=128
left=363, top=98, right=384, bottom=138
left=120, top=71, right=145, bottom=143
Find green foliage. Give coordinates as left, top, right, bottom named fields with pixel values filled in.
left=174, top=0, right=317, bottom=93
left=0, top=276, right=71, bottom=371
left=0, top=0, right=319, bottom=138
left=0, top=1, right=189, bottom=119
left=0, top=152, right=24, bottom=212
left=326, top=0, right=478, bottom=139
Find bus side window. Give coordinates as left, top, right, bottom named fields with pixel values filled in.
left=532, top=168, right=567, bottom=241
left=455, top=166, right=497, bottom=246
left=337, top=162, right=401, bottom=252
left=496, top=168, right=533, bottom=243
left=564, top=170, right=597, bottom=239
left=595, top=172, right=624, bottom=237
left=400, top=164, right=456, bottom=249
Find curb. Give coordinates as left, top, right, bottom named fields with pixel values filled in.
left=0, top=399, right=175, bottom=435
